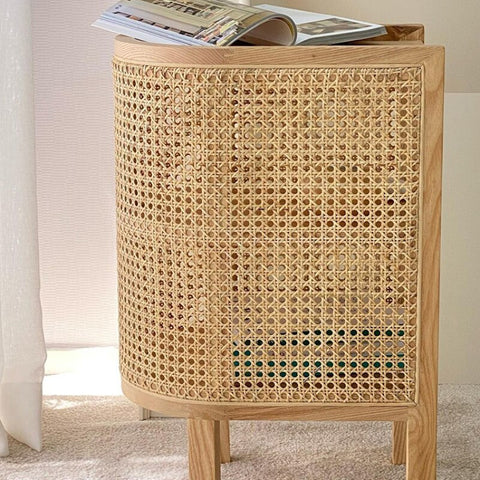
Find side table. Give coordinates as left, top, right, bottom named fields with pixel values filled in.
left=113, top=27, right=444, bottom=479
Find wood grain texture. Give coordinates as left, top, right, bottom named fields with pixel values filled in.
left=123, top=379, right=412, bottom=421
left=406, top=46, right=445, bottom=480
left=392, top=421, right=407, bottom=465
left=219, top=421, right=231, bottom=464
left=188, top=419, right=221, bottom=480
left=114, top=35, right=442, bottom=67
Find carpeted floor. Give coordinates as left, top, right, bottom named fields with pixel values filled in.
left=2, top=385, right=479, bottom=480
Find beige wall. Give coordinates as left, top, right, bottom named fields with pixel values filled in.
left=33, top=0, right=116, bottom=346
left=33, top=2, right=480, bottom=382
left=440, top=94, right=480, bottom=384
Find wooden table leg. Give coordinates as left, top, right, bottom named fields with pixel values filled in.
left=138, top=407, right=151, bottom=420
left=406, top=408, right=437, bottom=480
left=392, top=421, right=407, bottom=465
left=220, top=420, right=231, bottom=463
left=188, top=419, right=221, bottom=480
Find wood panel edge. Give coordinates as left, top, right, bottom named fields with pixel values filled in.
left=122, top=379, right=413, bottom=421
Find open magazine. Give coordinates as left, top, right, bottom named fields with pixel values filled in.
left=93, top=0, right=386, bottom=47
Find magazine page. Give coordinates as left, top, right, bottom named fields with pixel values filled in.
left=256, top=4, right=386, bottom=45
left=93, top=0, right=295, bottom=46
left=93, top=1, right=208, bottom=45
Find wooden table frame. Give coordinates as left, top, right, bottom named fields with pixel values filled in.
left=114, top=26, right=444, bottom=480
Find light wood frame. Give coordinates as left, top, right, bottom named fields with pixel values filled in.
left=114, top=31, right=444, bottom=480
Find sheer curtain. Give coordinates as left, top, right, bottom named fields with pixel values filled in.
left=0, top=1, right=46, bottom=456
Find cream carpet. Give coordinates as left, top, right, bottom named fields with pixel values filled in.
left=2, top=385, right=479, bottom=479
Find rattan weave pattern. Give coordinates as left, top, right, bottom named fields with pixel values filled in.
left=114, top=60, right=423, bottom=404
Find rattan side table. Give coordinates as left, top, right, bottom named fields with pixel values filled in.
left=113, top=28, right=444, bottom=480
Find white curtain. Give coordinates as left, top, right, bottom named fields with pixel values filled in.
left=0, top=0, right=46, bottom=456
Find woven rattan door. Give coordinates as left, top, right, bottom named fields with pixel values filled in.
left=113, top=36, right=444, bottom=480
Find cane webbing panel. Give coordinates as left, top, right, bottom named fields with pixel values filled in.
left=113, top=60, right=423, bottom=403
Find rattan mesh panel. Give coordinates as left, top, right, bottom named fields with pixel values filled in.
left=113, top=60, right=423, bottom=403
